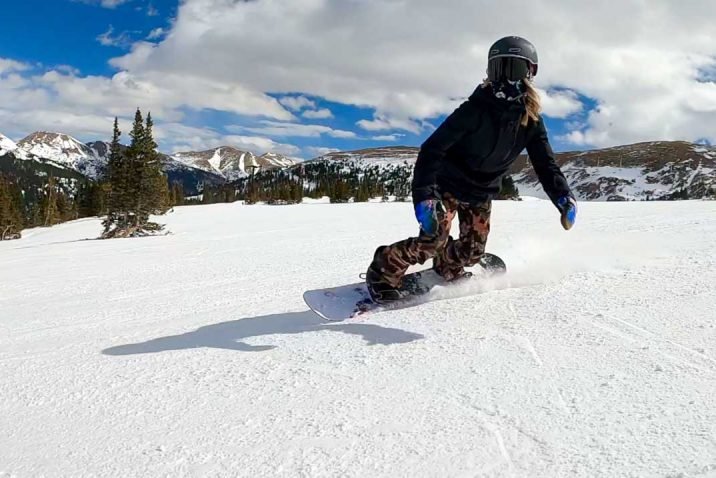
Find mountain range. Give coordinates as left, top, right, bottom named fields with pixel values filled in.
left=1, top=130, right=715, bottom=201
left=305, top=142, right=716, bottom=201
left=0, top=131, right=297, bottom=196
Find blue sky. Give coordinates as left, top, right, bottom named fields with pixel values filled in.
left=1, top=1, right=175, bottom=76
left=1, top=0, right=714, bottom=158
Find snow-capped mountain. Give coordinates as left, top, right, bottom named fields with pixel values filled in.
left=172, top=147, right=297, bottom=180
left=172, top=147, right=256, bottom=180
left=257, top=152, right=297, bottom=169
left=18, top=132, right=105, bottom=179
left=0, top=132, right=18, bottom=154
left=84, top=140, right=227, bottom=195
left=0, top=133, right=29, bottom=159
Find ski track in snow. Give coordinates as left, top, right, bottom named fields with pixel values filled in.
left=1, top=200, right=716, bottom=477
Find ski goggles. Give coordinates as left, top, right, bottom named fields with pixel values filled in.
left=488, top=56, right=538, bottom=82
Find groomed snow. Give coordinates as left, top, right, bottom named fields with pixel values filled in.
left=1, top=201, right=716, bottom=476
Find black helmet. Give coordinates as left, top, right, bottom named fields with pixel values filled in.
left=487, top=36, right=538, bottom=82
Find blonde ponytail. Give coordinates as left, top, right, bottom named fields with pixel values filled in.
left=522, top=79, right=541, bottom=126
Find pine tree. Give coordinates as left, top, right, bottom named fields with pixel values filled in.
left=126, top=109, right=146, bottom=225
left=77, top=182, right=107, bottom=218
left=139, top=112, right=170, bottom=218
left=41, top=177, right=61, bottom=227
left=56, top=189, right=73, bottom=222
left=102, top=110, right=168, bottom=238
left=170, top=181, right=185, bottom=206
left=0, top=175, right=24, bottom=240
left=499, top=175, right=520, bottom=200
left=103, top=117, right=129, bottom=234
left=202, top=183, right=214, bottom=204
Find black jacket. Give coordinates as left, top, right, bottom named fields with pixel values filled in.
left=412, top=84, right=572, bottom=206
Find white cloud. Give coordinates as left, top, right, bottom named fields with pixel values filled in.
left=147, top=28, right=165, bottom=41
left=74, top=0, right=130, bottom=9
left=97, top=25, right=135, bottom=48
left=0, top=57, right=293, bottom=154
left=162, top=123, right=300, bottom=156
left=279, top=96, right=316, bottom=112
left=0, top=59, right=30, bottom=75
left=305, top=146, right=340, bottom=158
left=357, top=116, right=423, bottom=134
left=539, top=88, right=583, bottom=119
left=234, top=121, right=356, bottom=139
left=54, top=65, right=81, bottom=76
left=372, top=134, right=402, bottom=142
left=302, top=108, right=333, bottom=119
left=6, top=1, right=716, bottom=149
left=147, top=4, right=159, bottom=16
left=105, top=0, right=716, bottom=147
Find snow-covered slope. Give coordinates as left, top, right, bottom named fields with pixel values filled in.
left=18, top=131, right=105, bottom=178
left=2, top=201, right=715, bottom=476
left=310, top=146, right=418, bottom=168
left=0, top=132, right=29, bottom=159
left=0, top=132, right=18, bottom=154
left=173, top=147, right=297, bottom=180
left=258, top=151, right=298, bottom=169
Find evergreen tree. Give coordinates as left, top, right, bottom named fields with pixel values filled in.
left=79, top=182, right=103, bottom=218
left=56, top=189, right=74, bottom=222
left=499, top=175, right=520, bottom=200
left=138, top=112, right=170, bottom=218
left=202, top=183, right=214, bottom=204
left=170, top=181, right=185, bottom=206
left=41, top=177, right=62, bottom=227
left=0, top=175, right=24, bottom=240
left=102, top=110, right=169, bottom=238
left=103, top=117, right=129, bottom=233
left=126, top=109, right=146, bottom=224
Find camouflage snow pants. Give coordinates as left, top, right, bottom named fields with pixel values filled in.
left=370, top=194, right=492, bottom=287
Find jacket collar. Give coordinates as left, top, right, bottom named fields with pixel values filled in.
left=469, top=83, right=526, bottom=116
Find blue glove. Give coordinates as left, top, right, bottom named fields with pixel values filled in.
left=557, top=195, right=577, bottom=230
left=414, top=199, right=445, bottom=236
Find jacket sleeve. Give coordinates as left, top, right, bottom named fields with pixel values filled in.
left=525, top=116, right=573, bottom=206
left=412, top=99, right=480, bottom=204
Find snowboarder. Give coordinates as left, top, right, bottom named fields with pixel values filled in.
left=365, top=36, right=577, bottom=303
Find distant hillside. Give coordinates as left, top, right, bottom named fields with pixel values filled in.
left=299, top=142, right=716, bottom=201
left=510, top=141, right=716, bottom=200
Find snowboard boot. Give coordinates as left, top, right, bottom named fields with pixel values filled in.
left=446, top=270, right=473, bottom=284
left=433, top=252, right=471, bottom=283
left=365, top=246, right=410, bottom=304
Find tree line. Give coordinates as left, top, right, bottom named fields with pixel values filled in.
left=232, top=162, right=520, bottom=204
left=0, top=155, right=521, bottom=240
left=0, top=159, right=106, bottom=240
left=234, top=161, right=414, bottom=204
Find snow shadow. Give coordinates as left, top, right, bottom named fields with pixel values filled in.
left=102, top=310, right=424, bottom=355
